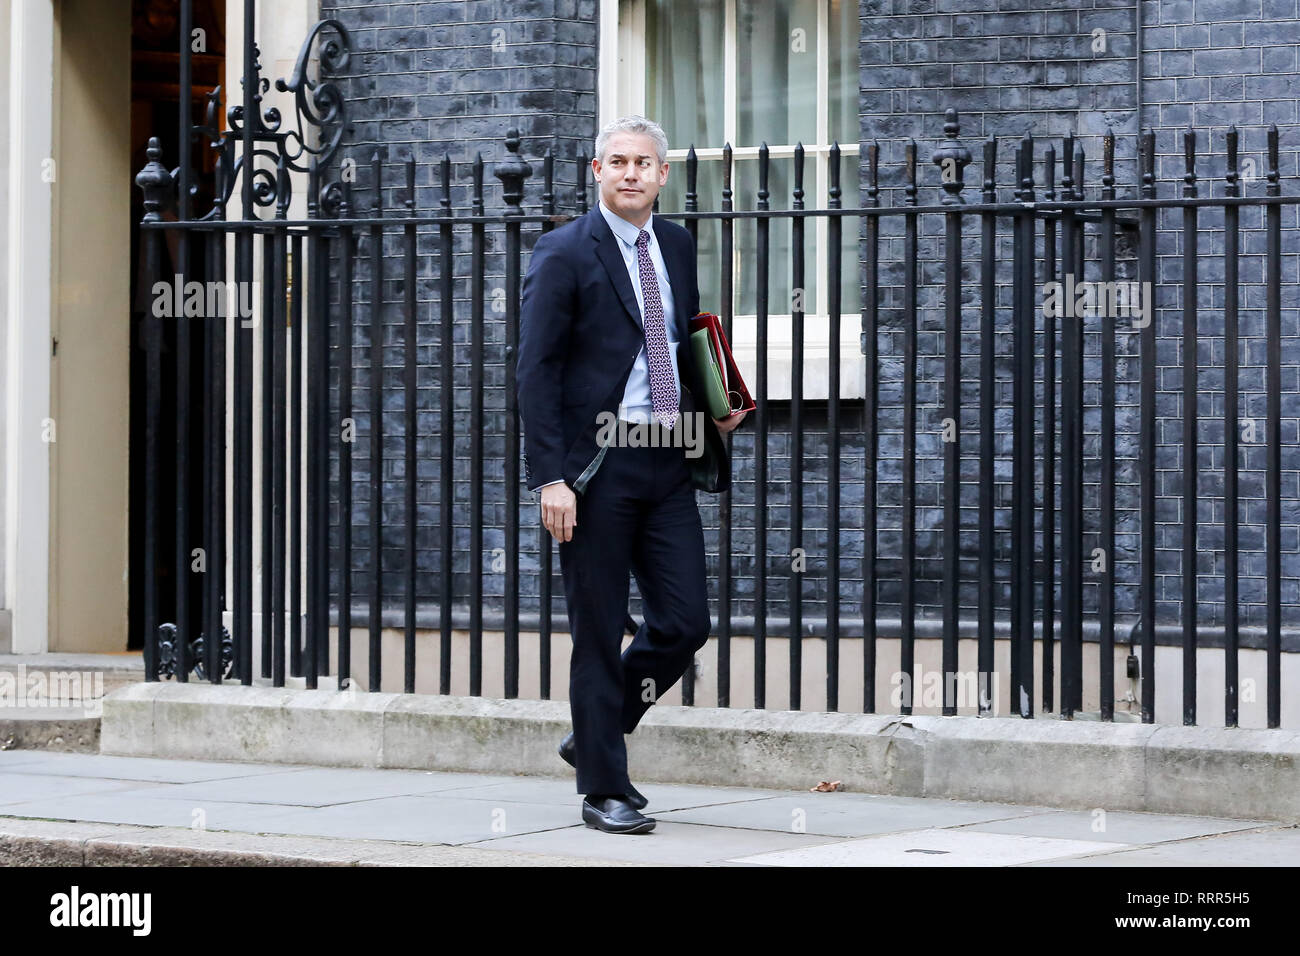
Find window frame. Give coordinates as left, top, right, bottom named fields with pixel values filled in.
left=599, top=0, right=864, bottom=401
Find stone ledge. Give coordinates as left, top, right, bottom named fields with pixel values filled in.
left=101, top=682, right=1300, bottom=823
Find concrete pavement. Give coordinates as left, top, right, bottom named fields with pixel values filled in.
left=1, top=749, right=1296, bottom=866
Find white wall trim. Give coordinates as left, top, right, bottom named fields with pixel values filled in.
left=5, top=0, right=54, bottom=653
left=598, top=0, right=621, bottom=129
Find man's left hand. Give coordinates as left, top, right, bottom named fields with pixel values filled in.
left=713, top=409, right=748, bottom=435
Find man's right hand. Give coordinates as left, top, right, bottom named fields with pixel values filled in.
left=540, top=482, right=578, bottom=542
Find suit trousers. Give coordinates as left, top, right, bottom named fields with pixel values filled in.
left=557, top=421, right=712, bottom=796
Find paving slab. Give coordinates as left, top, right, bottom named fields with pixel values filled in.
left=1, top=750, right=1296, bottom=867
left=726, top=828, right=1120, bottom=866
left=653, top=792, right=1051, bottom=837
left=119, top=766, right=538, bottom=807
left=1025, top=825, right=1300, bottom=866
left=0, top=751, right=52, bottom=770
left=462, top=819, right=844, bottom=866
left=437, top=775, right=792, bottom=810
left=0, top=791, right=326, bottom=832
left=202, top=793, right=587, bottom=844
left=0, top=772, right=155, bottom=807
left=0, top=750, right=305, bottom=783
left=0, top=818, right=628, bottom=867
left=963, top=809, right=1273, bottom=845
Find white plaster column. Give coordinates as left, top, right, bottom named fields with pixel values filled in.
left=4, top=0, right=54, bottom=653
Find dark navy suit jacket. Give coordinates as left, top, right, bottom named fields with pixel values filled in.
left=516, top=204, right=733, bottom=496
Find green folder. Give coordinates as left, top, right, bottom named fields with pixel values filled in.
left=690, top=327, right=733, bottom=419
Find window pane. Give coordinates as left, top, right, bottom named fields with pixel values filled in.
left=828, top=0, right=859, bottom=145
left=738, top=0, right=820, bottom=148
left=836, top=157, right=861, bottom=315
left=734, top=158, right=803, bottom=317
left=645, top=0, right=726, bottom=149
left=656, top=159, right=723, bottom=314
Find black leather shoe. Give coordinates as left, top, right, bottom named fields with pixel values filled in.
left=582, top=794, right=656, bottom=834
left=558, top=731, right=649, bottom=810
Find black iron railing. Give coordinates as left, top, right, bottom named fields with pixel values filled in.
left=136, top=10, right=1299, bottom=728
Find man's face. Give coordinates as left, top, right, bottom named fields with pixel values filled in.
left=592, top=131, right=669, bottom=225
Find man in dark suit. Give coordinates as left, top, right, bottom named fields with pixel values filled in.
left=516, top=115, right=748, bottom=834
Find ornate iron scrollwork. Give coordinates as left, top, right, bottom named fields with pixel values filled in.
left=275, top=18, right=351, bottom=173
left=156, top=623, right=236, bottom=681
left=183, top=19, right=351, bottom=220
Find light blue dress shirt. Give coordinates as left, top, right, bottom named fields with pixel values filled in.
left=538, top=200, right=682, bottom=490
left=599, top=199, right=682, bottom=422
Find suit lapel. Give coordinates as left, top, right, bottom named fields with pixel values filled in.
left=590, top=206, right=643, bottom=333
left=590, top=206, right=690, bottom=340
left=653, top=217, right=690, bottom=341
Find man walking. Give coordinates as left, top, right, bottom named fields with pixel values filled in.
left=516, top=115, right=747, bottom=834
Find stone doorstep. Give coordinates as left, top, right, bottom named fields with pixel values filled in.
left=98, top=682, right=1300, bottom=824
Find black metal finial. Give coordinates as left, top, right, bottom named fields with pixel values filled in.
left=136, top=137, right=174, bottom=222
left=1019, top=131, right=1036, bottom=202
left=722, top=142, right=733, bottom=211
left=685, top=146, right=698, bottom=212
left=867, top=141, right=879, bottom=205
left=472, top=152, right=485, bottom=215
left=829, top=141, right=842, bottom=208
left=405, top=153, right=416, bottom=213
left=904, top=139, right=918, bottom=206
left=1073, top=138, right=1085, bottom=202
left=1266, top=124, right=1280, bottom=195
left=794, top=142, right=806, bottom=209
left=275, top=152, right=291, bottom=219
left=1140, top=128, right=1156, bottom=199
left=982, top=135, right=997, bottom=202
left=542, top=149, right=555, bottom=216
left=930, top=108, right=971, bottom=204
left=1225, top=126, right=1239, bottom=197
left=494, top=129, right=533, bottom=215
left=576, top=153, right=589, bottom=214
left=1102, top=127, right=1115, bottom=198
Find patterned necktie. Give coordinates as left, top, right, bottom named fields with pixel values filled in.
left=635, top=229, right=679, bottom=429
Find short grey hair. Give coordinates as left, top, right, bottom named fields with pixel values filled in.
left=594, top=115, right=669, bottom=165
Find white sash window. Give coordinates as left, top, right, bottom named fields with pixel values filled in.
left=601, top=0, right=864, bottom=400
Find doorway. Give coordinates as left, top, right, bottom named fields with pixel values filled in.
left=125, top=0, right=226, bottom=652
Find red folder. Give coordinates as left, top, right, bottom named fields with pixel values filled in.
left=688, top=312, right=756, bottom=417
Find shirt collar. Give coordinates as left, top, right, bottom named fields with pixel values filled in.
left=598, top=199, right=653, bottom=249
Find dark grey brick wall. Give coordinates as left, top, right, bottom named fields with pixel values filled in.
left=317, top=0, right=599, bottom=614
left=1141, top=0, right=1300, bottom=628
left=858, top=0, right=1300, bottom=638
left=313, top=0, right=1300, bottom=644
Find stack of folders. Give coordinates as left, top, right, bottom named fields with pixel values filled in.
left=688, top=312, right=756, bottom=420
